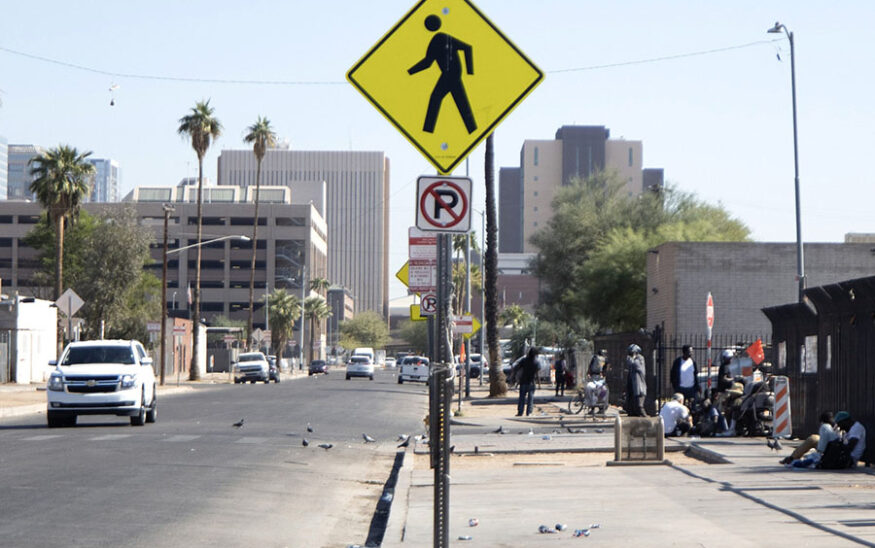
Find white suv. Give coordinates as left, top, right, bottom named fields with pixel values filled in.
left=234, top=352, right=270, bottom=384
left=46, top=339, right=157, bottom=427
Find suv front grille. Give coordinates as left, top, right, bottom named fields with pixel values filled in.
left=65, top=375, right=120, bottom=393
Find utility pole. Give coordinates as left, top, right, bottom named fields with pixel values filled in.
left=160, top=203, right=175, bottom=386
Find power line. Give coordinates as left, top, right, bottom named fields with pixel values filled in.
left=0, top=38, right=781, bottom=86
left=547, top=39, right=780, bottom=74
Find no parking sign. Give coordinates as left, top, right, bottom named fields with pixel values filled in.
left=416, top=176, right=472, bottom=232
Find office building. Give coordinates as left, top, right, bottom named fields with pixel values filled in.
left=326, top=286, right=355, bottom=355
left=0, top=187, right=328, bottom=335
left=7, top=144, right=44, bottom=201
left=218, top=148, right=390, bottom=318
left=0, top=136, right=7, bottom=200
left=499, top=125, right=664, bottom=254
left=87, top=158, right=120, bottom=203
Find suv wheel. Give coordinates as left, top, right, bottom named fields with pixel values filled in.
left=146, top=391, right=157, bottom=423
left=131, top=392, right=147, bottom=426
left=47, top=411, right=65, bottom=428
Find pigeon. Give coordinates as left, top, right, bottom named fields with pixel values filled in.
left=767, top=437, right=783, bottom=451
left=318, top=443, right=334, bottom=450
left=397, top=434, right=410, bottom=442
left=474, top=445, right=479, bottom=454
left=306, top=423, right=314, bottom=433
left=493, top=425, right=505, bottom=435
left=232, top=418, right=245, bottom=428
left=397, top=437, right=411, bottom=448
left=363, top=433, right=376, bottom=443
left=302, top=438, right=309, bottom=447
left=449, top=445, right=455, bottom=454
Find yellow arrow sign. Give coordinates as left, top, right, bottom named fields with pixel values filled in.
left=395, top=261, right=410, bottom=288
left=410, top=304, right=427, bottom=322
left=347, top=0, right=543, bottom=174
left=462, top=316, right=481, bottom=339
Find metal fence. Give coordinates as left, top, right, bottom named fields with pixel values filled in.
left=594, top=329, right=771, bottom=415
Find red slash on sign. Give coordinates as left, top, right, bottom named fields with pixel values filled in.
left=416, top=176, right=472, bottom=233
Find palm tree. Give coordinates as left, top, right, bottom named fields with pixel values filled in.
left=303, top=296, right=331, bottom=364
left=29, top=145, right=95, bottom=353
left=177, top=99, right=222, bottom=380
left=308, top=276, right=331, bottom=295
left=484, top=134, right=506, bottom=396
left=499, top=304, right=530, bottom=330
left=243, top=116, right=277, bottom=349
left=266, top=289, right=300, bottom=361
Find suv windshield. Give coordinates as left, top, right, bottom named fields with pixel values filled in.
left=350, top=356, right=370, bottom=364
left=62, top=346, right=135, bottom=366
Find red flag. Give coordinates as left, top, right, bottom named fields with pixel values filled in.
left=745, top=339, right=765, bottom=365
left=459, top=342, right=466, bottom=363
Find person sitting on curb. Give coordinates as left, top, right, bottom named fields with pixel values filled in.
left=836, top=411, right=867, bottom=468
left=660, top=393, right=693, bottom=437
left=781, top=411, right=839, bottom=467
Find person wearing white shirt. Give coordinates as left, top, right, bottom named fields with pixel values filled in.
left=836, top=411, right=867, bottom=467
left=660, top=393, right=692, bottom=437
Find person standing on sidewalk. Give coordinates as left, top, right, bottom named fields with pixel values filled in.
left=670, top=345, right=700, bottom=406
left=554, top=352, right=567, bottom=397
left=516, top=347, right=540, bottom=417
left=625, top=344, right=648, bottom=417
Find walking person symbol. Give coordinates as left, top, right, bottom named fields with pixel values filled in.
left=408, top=14, right=477, bottom=134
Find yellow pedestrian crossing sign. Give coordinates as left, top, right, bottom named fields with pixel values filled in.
left=347, top=0, right=543, bottom=174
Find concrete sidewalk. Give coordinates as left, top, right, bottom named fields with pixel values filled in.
left=383, top=389, right=875, bottom=547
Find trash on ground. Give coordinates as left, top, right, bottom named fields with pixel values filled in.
left=468, top=518, right=479, bottom=527
left=538, top=525, right=557, bottom=534
left=458, top=535, right=473, bottom=541
left=555, top=523, right=567, bottom=531
left=574, top=529, right=591, bottom=537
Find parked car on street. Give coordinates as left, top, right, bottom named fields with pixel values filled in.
left=385, top=357, right=397, bottom=368
left=46, top=339, right=157, bottom=427
left=308, top=359, right=329, bottom=376
left=398, top=356, right=430, bottom=384
left=268, top=358, right=281, bottom=383
left=234, top=352, right=271, bottom=384
left=346, top=355, right=375, bottom=381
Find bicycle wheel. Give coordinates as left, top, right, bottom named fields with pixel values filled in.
left=568, top=392, right=586, bottom=414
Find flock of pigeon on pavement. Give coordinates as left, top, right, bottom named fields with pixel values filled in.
left=231, top=418, right=420, bottom=451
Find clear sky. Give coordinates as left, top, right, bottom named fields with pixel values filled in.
left=2, top=1, right=872, bottom=300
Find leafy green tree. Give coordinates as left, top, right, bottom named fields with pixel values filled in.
left=107, top=273, right=161, bottom=344
left=309, top=277, right=331, bottom=295
left=28, top=145, right=95, bottom=352
left=338, top=311, right=388, bottom=350
left=77, top=207, right=158, bottom=340
left=23, top=211, right=98, bottom=300
left=499, top=304, right=530, bottom=329
left=178, top=99, right=222, bottom=380
left=266, top=289, right=300, bottom=359
left=303, top=295, right=331, bottom=364
left=531, top=172, right=750, bottom=332
left=243, top=116, right=277, bottom=349
left=398, top=320, right=429, bottom=355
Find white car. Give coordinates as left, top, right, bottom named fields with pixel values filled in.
left=346, top=355, right=375, bottom=380
left=46, top=339, right=157, bottom=427
left=385, top=357, right=397, bottom=368
left=234, top=352, right=271, bottom=384
left=398, top=356, right=430, bottom=384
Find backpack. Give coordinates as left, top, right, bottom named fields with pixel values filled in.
left=817, top=439, right=852, bottom=470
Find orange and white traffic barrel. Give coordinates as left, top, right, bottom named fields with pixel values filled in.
left=772, top=375, right=792, bottom=438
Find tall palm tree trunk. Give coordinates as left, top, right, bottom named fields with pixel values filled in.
left=484, top=134, right=506, bottom=397
left=247, top=158, right=262, bottom=349
left=55, top=215, right=65, bottom=354
left=191, top=157, right=204, bottom=380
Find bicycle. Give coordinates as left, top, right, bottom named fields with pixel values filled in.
left=568, top=376, right=609, bottom=417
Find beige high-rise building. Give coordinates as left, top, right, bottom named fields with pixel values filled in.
left=218, top=149, right=390, bottom=318
left=500, top=125, right=663, bottom=254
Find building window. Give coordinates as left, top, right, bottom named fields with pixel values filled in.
left=201, top=302, right=224, bottom=312
left=533, top=206, right=538, bottom=212
left=533, top=147, right=539, bottom=166
left=533, top=191, right=538, bottom=197
left=628, top=147, right=634, bottom=167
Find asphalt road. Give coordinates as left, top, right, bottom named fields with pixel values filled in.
left=0, top=369, right=428, bottom=548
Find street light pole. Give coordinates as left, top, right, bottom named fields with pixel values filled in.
left=299, top=264, right=307, bottom=370
left=161, top=232, right=249, bottom=385
left=160, top=204, right=175, bottom=386
left=768, top=21, right=805, bottom=302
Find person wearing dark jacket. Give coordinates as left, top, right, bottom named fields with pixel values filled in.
left=670, top=345, right=700, bottom=405
left=554, top=352, right=567, bottom=397
left=516, top=347, right=540, bottom=417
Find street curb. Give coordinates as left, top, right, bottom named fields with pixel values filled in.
left=0, top=403, right=46, bottom=419
left=381, top=448, right=412, bottom=547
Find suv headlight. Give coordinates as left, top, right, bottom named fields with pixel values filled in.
left=121, top=374, right=137, bottom=389
left=48, top=374, right=65, bottom=392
